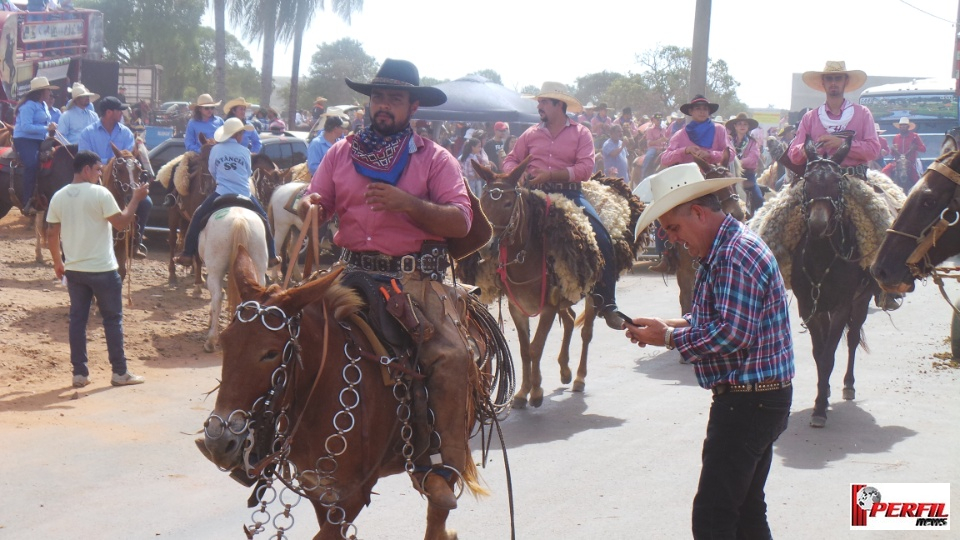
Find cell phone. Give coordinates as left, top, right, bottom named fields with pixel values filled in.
left=615, top=311, right=637, bottom=327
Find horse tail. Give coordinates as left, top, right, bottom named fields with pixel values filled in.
left=225, top=212, right=252, bottom=314
left=461, top=450, right=489, bottom=498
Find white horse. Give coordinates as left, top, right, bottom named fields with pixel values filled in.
left=198, top=206, right=267, bottom=352
left=267, top=181, right=306, bottom=283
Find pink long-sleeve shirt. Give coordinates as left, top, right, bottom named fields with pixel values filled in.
left=307, top=132, right=472, bottom=256
left=660, top=123, right=734, bottom=167
left=501, top=120, right=596, bottom=182
left=732, top=135, right=762, bottom=170
left=788, top=103, right=880, bottom=167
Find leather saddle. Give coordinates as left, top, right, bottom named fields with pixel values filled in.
left=339, top=270, right=411, bottom=355
left=195, top=194, right=267, bottom=231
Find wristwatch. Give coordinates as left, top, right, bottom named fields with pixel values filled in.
left=664, top=327, right=675, bottom=350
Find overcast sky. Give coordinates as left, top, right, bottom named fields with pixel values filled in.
left=204, top=0, right=957, bottom=110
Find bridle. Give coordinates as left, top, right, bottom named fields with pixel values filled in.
left=483, top=181, right=550, bottom=317
left=883, top=160, right=960, bottom=278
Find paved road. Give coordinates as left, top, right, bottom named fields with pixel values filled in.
left=1, top=269, right=957, bottom=539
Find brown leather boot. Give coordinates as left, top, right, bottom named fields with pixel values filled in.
left=423, top=471, right=458, bottom=510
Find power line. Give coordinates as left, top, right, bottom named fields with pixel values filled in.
left=897, top=0, right=955, bottom=25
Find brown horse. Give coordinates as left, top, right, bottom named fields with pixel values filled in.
left=165, top=134, right=215, bottom=289
left=470, top=156, right=642, bottom=408
left=872, top=150, right=960, bottom=293
left=100, top=144, right=147, bottom=281
left=200, top=252, right=508, bottom=540
left=672, top=151, right=746, bottom=314
left=29, top=138, right=76, bottom=263
left=793, top=137, right=878, bottom=428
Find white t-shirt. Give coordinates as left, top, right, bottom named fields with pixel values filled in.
left=47, top=182, right=121, bottom=272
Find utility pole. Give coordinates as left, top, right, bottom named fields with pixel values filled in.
left=690, top=0, right=712, bottom=97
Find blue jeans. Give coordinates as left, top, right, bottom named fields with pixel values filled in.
left=135, top=196, right=152, bottom=242
left=182, top=193, right=275, bottom=258
left=13, top=137, right=41, bottom=203
left=641, top=147, right=660, bottom=180
left=556, top=189, right=618, bottom=307
left=742, top=169, right=764, bottom=212
left=65, top=270, right=128, bottom=376
left=692, top=386, right=792, bottom=540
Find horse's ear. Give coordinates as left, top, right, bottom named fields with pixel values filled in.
left=803, top=135, right=818, bottom=163
left=720, top=147, right=731, bottom=167
left=283, top=267, right=345, bottom=314
left=199, top=132, right=207, bottom=145
left=504, top=154, right=533, bottom=185
left=692, top=154, right=709, bottom=171
left=110, top=142, right=122, bottom=158
left=832, top=136, right=851, bottom=165
left=233, top=245, right=265, bottom=301
left=470, top=158, right=495, bottom=185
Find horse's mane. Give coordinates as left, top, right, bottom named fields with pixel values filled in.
left=263, top=275, right=364, bottom=322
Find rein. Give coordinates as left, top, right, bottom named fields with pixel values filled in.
left=485, top=182, right=551, bottom=317
left=104, top=155, right=144, bottom=305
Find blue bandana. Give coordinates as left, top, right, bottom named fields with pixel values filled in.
left=685, top=120, right=716, bottom=149
left=350, top=126, right=415, bottom=185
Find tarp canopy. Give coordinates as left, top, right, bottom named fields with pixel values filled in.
left=412, top=75, right=540, bottom=123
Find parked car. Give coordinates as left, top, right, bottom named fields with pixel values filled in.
left=144, top=135, right=308, bottom=233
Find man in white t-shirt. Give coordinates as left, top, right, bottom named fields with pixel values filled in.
left=46, top=150, right=149, bottom=388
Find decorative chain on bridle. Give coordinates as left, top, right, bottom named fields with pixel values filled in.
left=204, top=300, right=450, bottom=540
left=485, top=182, right=528, bottom=267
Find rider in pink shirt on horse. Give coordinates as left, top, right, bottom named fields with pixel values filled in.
left=661, top=95, right=734, bottom=167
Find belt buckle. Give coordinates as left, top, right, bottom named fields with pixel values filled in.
left=400, top=255, right=416, bottom=273
left=376, top=255, right=391, bottom=273
left=420, top=253, right=436, bottom=273
left=360, top=254, right=374, bottom=270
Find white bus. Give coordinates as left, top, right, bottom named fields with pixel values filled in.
left=859, top=78, right=958, bottom=168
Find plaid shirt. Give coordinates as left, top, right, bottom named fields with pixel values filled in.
left=674, top=215, right=795, bottom=389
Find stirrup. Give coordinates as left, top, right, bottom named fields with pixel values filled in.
left=419, top=464, right=465, bottom=508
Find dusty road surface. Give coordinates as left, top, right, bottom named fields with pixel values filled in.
left=1, top=210, right=957, bottom=539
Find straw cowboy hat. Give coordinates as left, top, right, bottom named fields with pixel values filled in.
left=725, top=112, right=759, bottom=131
left=634, top=163, right=743, bottom=236
left=189, top=93, right=222, bottom=110
left=679, top=95, right=719, bottom=116
left=801, top=61, right=867, bottom=92
left=892, top=117, right=916, bottom=130
left=214, top=117, right=254, bottom=143
left=533, top=81, right=583, bottom=114
left=314, top=96, right=328, bottom=105
left=222, top=97, right=253, bottom=114
left=874, top=122, right=886, bottom=135
left=346, top=58, right=447, bottom=107
left=27, top=76, right=59, bottom=94
left=777, top=124, right=796, bottom=138
left=69, top=82, right=99, bottom=102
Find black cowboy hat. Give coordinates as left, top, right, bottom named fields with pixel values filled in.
left=345, top=59, right=447, bottom=107
left=679, top=94, right=719, bottom=116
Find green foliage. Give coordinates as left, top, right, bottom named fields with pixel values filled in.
left=420, top=76, right=450, bottom=87
left=196, top=27, right=261, bottom=101
left=520, top=84, right=540, bottom=96
left=574, top=71, right=624, bottom=106
left=301, top=38, right=379, bottom=108
left=635, top=45, right=748, bottom=115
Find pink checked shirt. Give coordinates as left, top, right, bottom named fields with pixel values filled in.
left=502, top=120, right=596, bottom=182
left=788, top=103, right=880, bottom=167
left=307, top=133, right=472, bottom=256
left=660, top=123, right=734, bottom=167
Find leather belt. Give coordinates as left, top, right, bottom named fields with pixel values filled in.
left=340, top=247, right=449, bottom=280
left=839, top=165, right=867, bottom=178
left=712, top=380, right=792, bottom=396
left=535, top=181, right=581, bottom=192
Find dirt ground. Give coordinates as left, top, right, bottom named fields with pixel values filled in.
left=1, top=209, right=958, bottom=539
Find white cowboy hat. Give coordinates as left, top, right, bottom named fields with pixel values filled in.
left=801, top=61, right=867, bottom=92
left=874, top=122, right=886, bottom=135
left=634, top=163, right=743, bottom=237
left=532, top=81, right=583, bottom=114
left=189, top=93, right=222, bottom=110
left=26, top=76, right=59, bottom=94
left=892, top=117, right=916, bottom=131
left=69, top=83, right=99, bottom=104
left=222, top=97, right=253, bottom=114
left=214, top=116, right=254, bottom=143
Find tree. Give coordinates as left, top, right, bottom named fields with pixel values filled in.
left=77, top=0, right=207, bottom=101
left=636, top=45, right=748, bottom=115
left=520, top=84, right=540, bottom=96
left=469, top=69, right=502, bottom=85
left=275, top=0, right=364, bottom=125
left=196, top=27, right=262, bottom=101
left=574, top=71, right=624, bottom=106
left=229, top=0, right=278, bottom=108
left=213, top=0, right=227, bottom=102
left=301, top=38, right=379, bottom=108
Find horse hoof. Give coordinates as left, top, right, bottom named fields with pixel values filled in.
left=560, top=367, right=572, bottom=385
left=512, top=396, right=527, bottom=410
left=810, top=415, right=827, bottom=428
left=444, top=530, right=458, bottom=540
left=203, top=342, right=215, bottom=353
left=530, top=388, right=544, bottom=408
left=571, top=379, right=585, bottom=393
left=842, top=388, right=855, bottom=401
